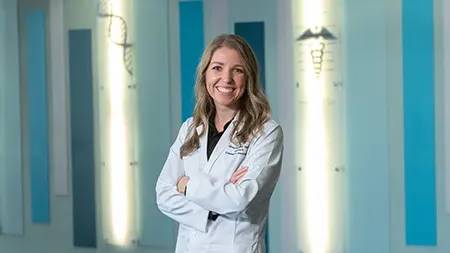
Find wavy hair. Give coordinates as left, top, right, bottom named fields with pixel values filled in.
left=180, top=34, right=271, bottom=157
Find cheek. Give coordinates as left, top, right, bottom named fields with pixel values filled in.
left=234, top=75, right=246, bottom=89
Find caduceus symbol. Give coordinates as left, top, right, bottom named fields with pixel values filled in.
left=97, top=0, right=133, bottom=76
left=296, top=26, right=337, bottom=76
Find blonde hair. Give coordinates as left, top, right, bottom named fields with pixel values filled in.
left=180, top=34, right=271, bottom=157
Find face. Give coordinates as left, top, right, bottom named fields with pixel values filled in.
left=205, top=46, right=246, bottom=111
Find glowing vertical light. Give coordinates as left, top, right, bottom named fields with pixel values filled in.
left=97, top=0, right=136, bottom=246
left=293, top=0, right=338, bottom=252
left=107, top=0, right=128, bottom=244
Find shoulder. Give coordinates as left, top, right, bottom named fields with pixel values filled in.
left=263, top=118, right=282, bottom=132
left=253, top=118, right=283, bottom=142
left=181, top=117, right=195, bottom=130
left=175, top=117, right=195, bottom=141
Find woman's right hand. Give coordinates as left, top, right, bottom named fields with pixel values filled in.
left=230, top=166, right=248, bottom=184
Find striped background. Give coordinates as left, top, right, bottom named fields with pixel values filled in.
left=0, top=0, right=449, bottom=253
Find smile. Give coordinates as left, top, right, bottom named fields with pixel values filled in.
left=216, top=87, right=235, bottom=93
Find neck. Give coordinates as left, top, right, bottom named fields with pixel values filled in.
left=214, top=105, right=237, bottom=130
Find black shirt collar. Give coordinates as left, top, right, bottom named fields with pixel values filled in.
left=208, top=118, right=232, bottom=136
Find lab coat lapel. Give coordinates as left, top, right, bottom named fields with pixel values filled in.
left=196, top=125, right=208, bottom=167
left=203, top=123, right=233, bottom=173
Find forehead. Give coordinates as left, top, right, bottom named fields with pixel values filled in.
left=210, top=47, right=243, bottom=64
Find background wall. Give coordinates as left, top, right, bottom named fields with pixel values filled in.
left=1, top=0, right=449, bottom=253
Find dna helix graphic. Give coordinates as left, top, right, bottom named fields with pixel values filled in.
left=97, top=0, right=133, bottom=76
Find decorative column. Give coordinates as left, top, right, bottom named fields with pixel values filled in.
left=292, top=0, right=344, bottom=252
left=96, top=0, right=137, bottom=247
left=0, top=0, right=23, bottom=236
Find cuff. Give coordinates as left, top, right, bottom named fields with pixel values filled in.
left=185, top=172, right=203, bottom=201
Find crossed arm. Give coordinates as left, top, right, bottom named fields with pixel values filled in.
left=155, top=122, right=283, bottom=232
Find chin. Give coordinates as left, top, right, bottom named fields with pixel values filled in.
left=214, top=99, right=238, bottom=109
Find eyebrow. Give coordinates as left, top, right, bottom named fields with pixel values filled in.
left=210, top=61, right=244, bottom=68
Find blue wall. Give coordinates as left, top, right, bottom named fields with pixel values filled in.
left=402, top=0, right=436, bottom=246
left=26, top=10, right=50, bottom=224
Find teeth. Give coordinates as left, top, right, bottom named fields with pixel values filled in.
left=217, top=87, right=233, bottom=93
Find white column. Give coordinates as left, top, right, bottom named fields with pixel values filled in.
left=203, top=0, right=229, bottom=44
left=444, top=0, right=450, bottom=214
left=49, top=0, right=69, bottom=196
left=96, top=0, right=137, bottom=246
left=292, top=0, right=344, bottom=252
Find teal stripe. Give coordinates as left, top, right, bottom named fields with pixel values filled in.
left=68, top=29, right=97, bottom=248
left=26, top=10, right=50, bottom=224
left=179, top=1, right=204, bottom=121
left=402, top=0, right=437, bottom=246
left=0, top=0, right=23, bottom=235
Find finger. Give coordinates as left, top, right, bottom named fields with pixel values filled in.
left=232, top=166, right=248, bottom=177
left=237, top=166, right=248, bottom=173
left=233, top=167, right=248, bottom=178
left=231, top=171, right=248, bottom=184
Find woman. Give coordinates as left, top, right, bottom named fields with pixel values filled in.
left=155, top=34, right=283, bottom=253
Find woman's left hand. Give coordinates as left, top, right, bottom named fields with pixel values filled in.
left=177, top=176, right=190, bottom=194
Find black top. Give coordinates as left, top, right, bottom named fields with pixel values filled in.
left=205, top=118, right=232, bottom=221
left=206, top=119, right=232, bottom=160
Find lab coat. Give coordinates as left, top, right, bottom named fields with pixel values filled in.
left=155, top=116, right=283, bottom=253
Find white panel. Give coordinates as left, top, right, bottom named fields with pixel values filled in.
left=203, top=0, right=229, bottom=44
left=444, top=0, right=450, bottom=214
left=49, top=0, right=69, bottom=196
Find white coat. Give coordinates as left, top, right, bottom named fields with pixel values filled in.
left=155, top=115, right=283, bottom=253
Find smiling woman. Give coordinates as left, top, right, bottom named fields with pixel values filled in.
left=156, top=34, right=283, bottom=253
left=205, top=47, right=246, bottom=113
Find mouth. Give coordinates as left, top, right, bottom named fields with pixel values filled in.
left=216, top=86, right=235, bottom=93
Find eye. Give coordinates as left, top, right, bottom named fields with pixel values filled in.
left=233, top=68, right=244, bottom=73
left=212, top=65, right=222, bottom=71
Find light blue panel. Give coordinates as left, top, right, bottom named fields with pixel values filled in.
left=0, top=0, right=23, bottom=235
left=68, top=29, right=97, bottom=248
left=402, top=0, right=436, bottom=246
left=26, top=10, right=50, bottom=224
left=179, top=1, right=204, bottom=121
left=133, top=0, right=176, bottom=248
left=343, top=0, right=390, bottom=252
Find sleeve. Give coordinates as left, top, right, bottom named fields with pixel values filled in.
left=155, top=120, right=210, bottom=233
left=185, top=124, right=283, bottom=215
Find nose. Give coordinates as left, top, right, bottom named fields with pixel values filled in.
left=222, top=70, right=233, bottom=84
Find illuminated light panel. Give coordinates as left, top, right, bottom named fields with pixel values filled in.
left=294, top=0, right=334, bottom=252
left=97, top=0, right=136, bottom=247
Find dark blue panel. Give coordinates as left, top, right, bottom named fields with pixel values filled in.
left=68, top=29, right=97, bottom=248
left=402, top=0, right=436, bottom=246
left=26, top=10, right=50, bottom=224
left=179, top=1, right=204, bottom=121
left=234, top=22, right=266, bottom=91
